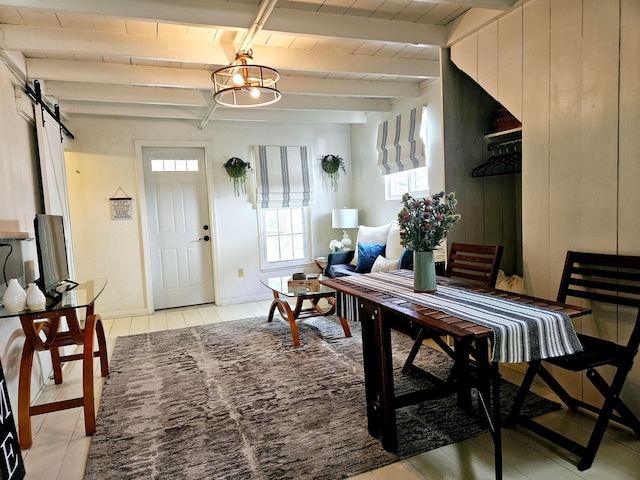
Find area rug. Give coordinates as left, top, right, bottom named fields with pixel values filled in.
left=84, top=315, right=559, bottom=480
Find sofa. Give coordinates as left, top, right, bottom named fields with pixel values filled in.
left=323, top=221, right=414, bottom=278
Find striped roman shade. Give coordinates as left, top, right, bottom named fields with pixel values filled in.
left=376, top=108, right=426, bottom=175
left=254, top=146, right=314, bottom=208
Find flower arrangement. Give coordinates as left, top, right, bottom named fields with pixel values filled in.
left=223, top=157, right=253, bottom=196
left=329, top=239, right=344, bottom=252
left=320, top=154, right=346, bottom=191
left=397, top=191, right=461, bottom=252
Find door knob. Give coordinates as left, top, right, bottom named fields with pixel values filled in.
left=199, top=235, right=210, bottom=242
left=203, top=225, right=209, bottom=230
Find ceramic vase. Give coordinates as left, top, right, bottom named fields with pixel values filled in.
left=413, top=250, right=437, bottom=293
left=2, top=278, right=27, bottom=313
left=26, top=283, right=46, bottom=311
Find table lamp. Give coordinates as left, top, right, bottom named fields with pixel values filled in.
left=331, top=208, right=359, bottom=250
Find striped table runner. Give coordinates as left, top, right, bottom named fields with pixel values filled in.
left=335, top=271, right=583, bottom=363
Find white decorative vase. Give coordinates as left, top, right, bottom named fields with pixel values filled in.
left=26, top=283, right=47, bottom=311
left=2, top=278, right=27, bottom=313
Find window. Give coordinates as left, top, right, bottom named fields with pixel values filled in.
left=384, top=108, right=429, bottom=200
left=150, top=158, right=199, bottom=172
left=385, top=167, right=429, bottom=200
left=259, top=207, right=310, bottom=269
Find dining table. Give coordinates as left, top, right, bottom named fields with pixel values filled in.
left=321, top=270, right=590, bottom=480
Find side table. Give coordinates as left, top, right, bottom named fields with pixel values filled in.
left=0, top=279, right=109, bottom=449
left=314, top=257, right=328, bottom=273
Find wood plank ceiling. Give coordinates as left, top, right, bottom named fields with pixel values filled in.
left=0, top=0, right=517, bottom=125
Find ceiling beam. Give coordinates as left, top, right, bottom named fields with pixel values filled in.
left=43, top=81, right=393, bottom=112
left=60, top=100, right=368, bottom=124
left=27, top=59, right=424, bottom=98
left=0, top=0, right=514, bottom=46
left=2, top=24, right=436, bottom=78
left=42, top=81, right=210, bottom=106
left=263, top=9, right=445, bottom=47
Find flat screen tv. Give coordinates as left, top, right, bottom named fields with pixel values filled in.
left=34, top=214, right=73, bottom=302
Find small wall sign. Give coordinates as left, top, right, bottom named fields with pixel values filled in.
left=110, top=187, right=132, bottom=221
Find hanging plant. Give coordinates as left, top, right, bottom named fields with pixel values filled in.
left=320, top=154, right=346, bottom=191
left=223, top=157, right=253, bottom=196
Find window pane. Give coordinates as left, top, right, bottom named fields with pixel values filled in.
left=279, top=235, right=293, bottom=260
left=292, top=234, right=304, bottom=259
left=278, top=210, right=292, bottom=234
left=265, top=237, right=280, bottom=262
left=187, top=160, right=199, bottom=171
left=291, top=209, right=303, bottom=233
left=150, top=159, right=164, bottom=171
left=390, top=172, right=410, bottom=197
left=264, top=210, right=279, bottom=235
left=163, top=159, right=176, bottom=171
left=413, top=167, right=429, bottom=191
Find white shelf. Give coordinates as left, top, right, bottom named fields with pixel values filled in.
left=0, top=221, right=30, bottom=240
left=0, top=232, right=30, bottom=240
left=485, top=127, right=522, bottom=140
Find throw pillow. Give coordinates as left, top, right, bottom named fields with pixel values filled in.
left=350, top=222, right=392, bottom=266
left=355, top=243, right=386, bottom=273
left=385, top=221, right=404, bottom=261
left=371, top=255, right=400, bottom=273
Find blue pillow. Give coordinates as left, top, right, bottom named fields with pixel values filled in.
left=355, top=242, right=386, bottom=273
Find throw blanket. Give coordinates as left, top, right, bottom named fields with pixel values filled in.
left=335, top=271, right=582, bottom=363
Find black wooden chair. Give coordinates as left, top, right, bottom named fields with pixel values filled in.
left=402, top=242, right=503, bottom=373
left=507, top=251, right=640, bottom=471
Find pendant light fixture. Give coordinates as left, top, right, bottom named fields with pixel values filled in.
left=212, top=50, right=282, bottom=108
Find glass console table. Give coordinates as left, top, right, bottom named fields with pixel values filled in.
left=0, top=278, right=109, bottom=449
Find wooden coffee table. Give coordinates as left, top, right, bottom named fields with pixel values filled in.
left=261, top=275, right=351, bottom=346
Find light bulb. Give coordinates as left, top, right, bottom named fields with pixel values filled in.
left=250, top=88, right=260, bottom=99
left=232, top=73, right=244, bottom=86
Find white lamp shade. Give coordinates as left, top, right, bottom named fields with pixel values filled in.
left=331, top=208, right=359, bottom=229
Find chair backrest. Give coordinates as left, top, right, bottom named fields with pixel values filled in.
left=557, top=251, right=640, bottom=351
left=445, top=242, right=503, bottom=287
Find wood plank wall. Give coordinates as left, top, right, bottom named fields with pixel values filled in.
left=449, top=0, right=640, bottom=413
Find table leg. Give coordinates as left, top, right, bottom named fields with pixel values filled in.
left=360, top=301, right=397, bottom=451
left=82, top=314, right=97, bottom=435
left=359, top=301, right=382, bottom=439
left=267, top=292, right=301, bottom=347
left=376, top=309, right=397, bottom=451
left=326, top=296, right=351, bottom=337
left=475, top=337, right=502, bottom=480
left=17, top=341, right=34, bottom=449
left=452, top=338, right=473, bottom=412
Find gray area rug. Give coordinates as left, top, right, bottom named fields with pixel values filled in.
left=84, top=315, right=559, bottom=480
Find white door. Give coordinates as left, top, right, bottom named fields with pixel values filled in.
left=143, top=147, right=214, bottom=309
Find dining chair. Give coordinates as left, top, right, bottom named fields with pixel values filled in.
left=506, top=251, right=640, bottom=471
left=402, top=242, right=503, bottom=373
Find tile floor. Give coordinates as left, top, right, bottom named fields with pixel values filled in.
left=19, top=301, right=640, bottom=479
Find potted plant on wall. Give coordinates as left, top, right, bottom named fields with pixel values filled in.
left=223, top=157, right=252, bottom=196
left=320, top=154, right=346, bottom=191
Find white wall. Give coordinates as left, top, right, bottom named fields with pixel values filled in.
left=65, top=116, right=354, bottom=314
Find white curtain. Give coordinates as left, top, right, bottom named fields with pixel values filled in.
left=376, top=107, right=425, bottom=175
left=254, top=146, right=314, bottom=208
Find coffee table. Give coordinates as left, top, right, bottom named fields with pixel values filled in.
left=261, top=275, right=351, bottom=346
